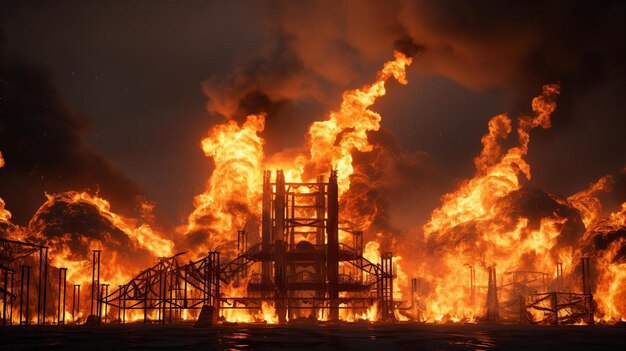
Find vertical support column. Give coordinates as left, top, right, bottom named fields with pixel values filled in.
left=90, top=250, right=101, bottom=317
left=42, top=248, right=48, bottom=325
left=580, top=257, right=594, bottom=325
left=37, top=248, right=42, bottom=325
left=57, top=268, right=67, bottom=325
left=101, top=284, right=109, bottom=322
left=2, top=269, right=8, bottom=327
left=275, top=170, right=286, bottom=242
left=353, top=231, right=363, bottom=256
left=183, top=271, right=188, bottom=309
left=20, top=265, right=31, bottom=325
left=215, top=252, right=220, bottom=310
left=556, top=262, right=563, bottom=292
left=237, top=230, right=248, bottom=256
left=274, top=170, right=288, bottom=323
left=9, top=271, right=14, bottom=326
left=410, top=277, right=418, bottom=321
left=237, top=231, right=248, bottom=281
left=316, top=175, right=326, bottom=246
left=550, top=292, right=558, bottom=325
left=72, top=284, right=80, bottom=323
left=208, top=251, right=220, bottom=319
left=161, top=266, right=167, bottom=325
left=380, top=252, right=393, bottom=321
left=351, top=231, right=363, bottom=285
left=289, top=189, right=295, bottom=246
left=326, top=170, right=339, bottom=321
left=203, top=255, right=209, bottom=305
left=485, top=266, right=499, bottom=322
left=168, top=271, right=174, bottom=324
left=118, top=285, right=124, bottom=324
left=121, top=285, right=126, bottom=324
left=143, top=278, right=148, bottom=324
left=314, top=175, right=326, bottom=320
left=261, top=170, right=272, bottom=285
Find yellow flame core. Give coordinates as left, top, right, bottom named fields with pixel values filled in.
left=184, top=114, right=266, bottom=255
left=307, top=51, right=412, bottom=194
left=184, top=52, right=412, bottom=255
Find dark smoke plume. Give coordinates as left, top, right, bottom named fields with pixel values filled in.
left=0, top=34, right=148, bottom=225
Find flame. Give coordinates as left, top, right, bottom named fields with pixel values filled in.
left=260, top=302, right=279, bottom=324
left=305, top=51, right=412, bottom=193
left=421, top=84, right=565, bottom=322
left=41, top=191, right=174, bottom=259
left=178, top=52, right=412, bottom=322
left=586, top=202, right=626, bottom=322
left=183, top=114, right=266, bottom=255
left=184, top=51, right=412, bottom=252
left=568, top=176, right=613, bottom=227
left=424, top=84, right=560, bottom=239
left=7, top=44, right=623, bottom=327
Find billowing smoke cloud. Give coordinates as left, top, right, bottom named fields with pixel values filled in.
left=341, top=128, right=452, bottom=248
left=203, top=1, right=623, bottom=116
left=0, top=33, right=149, bottom=225
left=199, top=1, right=624, bottom=242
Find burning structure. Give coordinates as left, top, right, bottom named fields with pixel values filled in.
left=70, top=170, right=395, bottom=325
left=1, top=48, right=625, bottom=327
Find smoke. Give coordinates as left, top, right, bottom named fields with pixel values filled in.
left=341, top=128, right=451, bottom=248
left=202, top=1, right=622, bottom=116
left=196, top=2, right=624, bottom=251
left=0, top=35, right=150, bottom=225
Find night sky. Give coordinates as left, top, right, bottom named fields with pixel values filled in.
left=1, top=0, right=624, bottom=229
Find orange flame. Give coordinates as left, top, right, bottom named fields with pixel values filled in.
left=586, top=202, right=626, bottom=322
left=421, top=84, right=565, bottom=322
left=184, top=114, right=266, bottom=256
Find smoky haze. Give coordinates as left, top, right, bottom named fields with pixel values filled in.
left=0, top=0, right=624, bottom=233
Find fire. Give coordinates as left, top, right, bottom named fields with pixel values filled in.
left=305, top=51, right=412, bottom=194
left=3, top=41, right=622, bottom=327
left=24, top=191, right=175, bottom=321
left=36, top=191, right=174, bottom=259
left=424, top=84, right=560, bottom=238
left=568, top=176, right=613, bottom=227
left=179, top=51, right=412, bottom=322
left=184, top=51, right=412, bottom=255
left=421, top=84, right=566, bottom=322
left=184, top=114, right=266, bottom=256
left=583, top=202, right=626, bottom=322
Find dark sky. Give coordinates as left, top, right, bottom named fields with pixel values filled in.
left=1, top=0, right=624, bottom=226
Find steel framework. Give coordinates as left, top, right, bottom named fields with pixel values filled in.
left=0, top=238, right=48, bottom=326
left=96, top=170, right=396, bottom=324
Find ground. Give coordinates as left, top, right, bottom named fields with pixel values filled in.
left=0, top=323, right=624, bottom=350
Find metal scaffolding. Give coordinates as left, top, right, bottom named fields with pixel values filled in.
left=0, top=238, right=48, bottom=326
left=92, top=170, right=396, bottom=324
